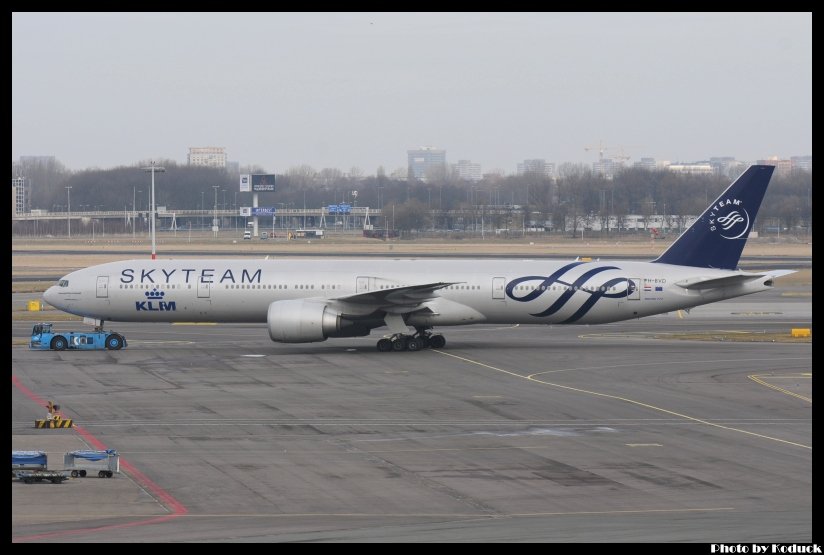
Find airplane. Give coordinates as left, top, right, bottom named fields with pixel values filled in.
left=43, top=165, right=792, bottom=352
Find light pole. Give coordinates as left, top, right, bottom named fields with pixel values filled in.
left=213, top=185, right=219, bottom=237
left=132, top=187, right=140, bottom=238
left=65, top=186, right=72, bottom=237
left=200, top=191, right=205, bottom=231
left=142, top=161, right=166, bottom=259
left=234, top=191, right=238, bottom=232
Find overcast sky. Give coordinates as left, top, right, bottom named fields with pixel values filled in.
left=12, top=12, right=811, bottom=174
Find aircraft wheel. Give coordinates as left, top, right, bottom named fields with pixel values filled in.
left=429, top=335, right=446, bottom=349
left=106, top=334, right=124, bottom=350
left=377, top=338, right=393, bottom=352
left=79, top=470, right=87, bottom=477
left=391, top=337, right=408, bottom=351
left=406, top=338, right=422, bottom=351
left=98, top=471, right=107, bottom=478
left=71, top=470, right=79, bottom=478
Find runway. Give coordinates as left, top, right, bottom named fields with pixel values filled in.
left=12, top=290, right=811, bottom=542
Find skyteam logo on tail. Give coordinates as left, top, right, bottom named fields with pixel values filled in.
left=136, top=288, right=176, bottom=311
left=709, top=198, right=750, bottom=240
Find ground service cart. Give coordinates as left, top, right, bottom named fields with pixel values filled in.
left=12, top=450, right=68, bottom=483
left=12, top=450, right=47, bottom=473
left=29, top=323, right=127, bottom=351
left=63, top=449, right=119, bottom=478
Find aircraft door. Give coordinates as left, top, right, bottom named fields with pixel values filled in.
left=356, top=276, right=369, bottom=293
left=197, top=279, right=211, bottom=298
left=96, top=276, right=109, bottom=298
left=627, top=278, right=641, bottom=300
left=492, top=277, right=506, bottom=299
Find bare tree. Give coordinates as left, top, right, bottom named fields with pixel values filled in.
left=391, top=199, right=430, bottom=236
left=318, top=168, right=343, bottom=185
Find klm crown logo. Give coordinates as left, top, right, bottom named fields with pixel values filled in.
left=145, top=288, right=165, bottom=300
left=136, top=287, right=176, bottom=312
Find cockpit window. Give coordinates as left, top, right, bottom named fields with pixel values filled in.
left=58, top=280, right=69, bottom=287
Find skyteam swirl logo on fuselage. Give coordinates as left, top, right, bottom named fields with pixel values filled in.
left=505, top=261, right=634, bottom=324
left=708, top=197, right=750, bottom=239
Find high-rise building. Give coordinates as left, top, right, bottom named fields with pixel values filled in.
left=791, top=155, right=812, bottom=172
left=11, top=176, right=26, bottom=216
left=187, top=147, right=227, bottom=168
left=407, top=147, right=446, bottom=181
left=516, top=159, right=554, bottom=178
left=452, top=159, right=482, bottom=182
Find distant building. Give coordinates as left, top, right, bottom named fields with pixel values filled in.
left=226, top=160, right=240, bottom=175
left=593, top=158, right=618, bottom=179
left=633, top=157, right=658, bottom=171
left=666, top=163, right=714, bottom=175
left=517, top=159, right=554, bottom=178
left=407, top=146, right=446, bottom=181
left=756, top=156, right=792, bottom=175
left=709, top=157, right=746, bottom=177
left=187, top=147, right=227, bottom=168
left=19, top=155, right=56, bottom=167
left=452, top=159, right=482, bottom=182
left=11, top=176, right=26, bottom=216
left=790, top=155, right=812, bottom=173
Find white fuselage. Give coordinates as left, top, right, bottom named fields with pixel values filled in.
left=43, top=258, right=774, bottom=328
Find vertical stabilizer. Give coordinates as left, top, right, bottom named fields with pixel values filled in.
left=653, top=165, right=775, bottom=269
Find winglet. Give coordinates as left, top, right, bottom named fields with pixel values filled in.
left=653, top=165, right=775, bottom=270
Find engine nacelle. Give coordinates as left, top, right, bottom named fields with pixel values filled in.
left=267, top=299, right=370, bottom=343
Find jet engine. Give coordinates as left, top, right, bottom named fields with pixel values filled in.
left=267, top=299, right=370, bottom=343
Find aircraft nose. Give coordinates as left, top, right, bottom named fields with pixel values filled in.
left=42, top=286, right=60, bottom=309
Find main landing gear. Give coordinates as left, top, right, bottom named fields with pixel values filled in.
left=376, top=328, right=446, bottom=352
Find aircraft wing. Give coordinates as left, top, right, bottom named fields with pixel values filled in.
left=328, top=282, right=458, bottom=317
left=335, top=282, right=456, bottom=306
left=674, top=270, right=795, bottom=290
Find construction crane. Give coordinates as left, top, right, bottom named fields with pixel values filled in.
left=611, top=146, right=631, bottom=163
left=584, top=142, right=631, bottom=163
left=584, top=140, right=610, bottom=161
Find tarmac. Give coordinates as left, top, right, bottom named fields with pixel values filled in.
left=12, top=288, right=811, bottom=542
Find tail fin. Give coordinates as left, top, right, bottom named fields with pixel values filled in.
left=653, top=165, right=775, bottom=270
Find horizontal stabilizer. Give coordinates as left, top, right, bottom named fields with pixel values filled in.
left=675, top=273, right=767, bottom=290
left=763, top=269, right=797, bottom=279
